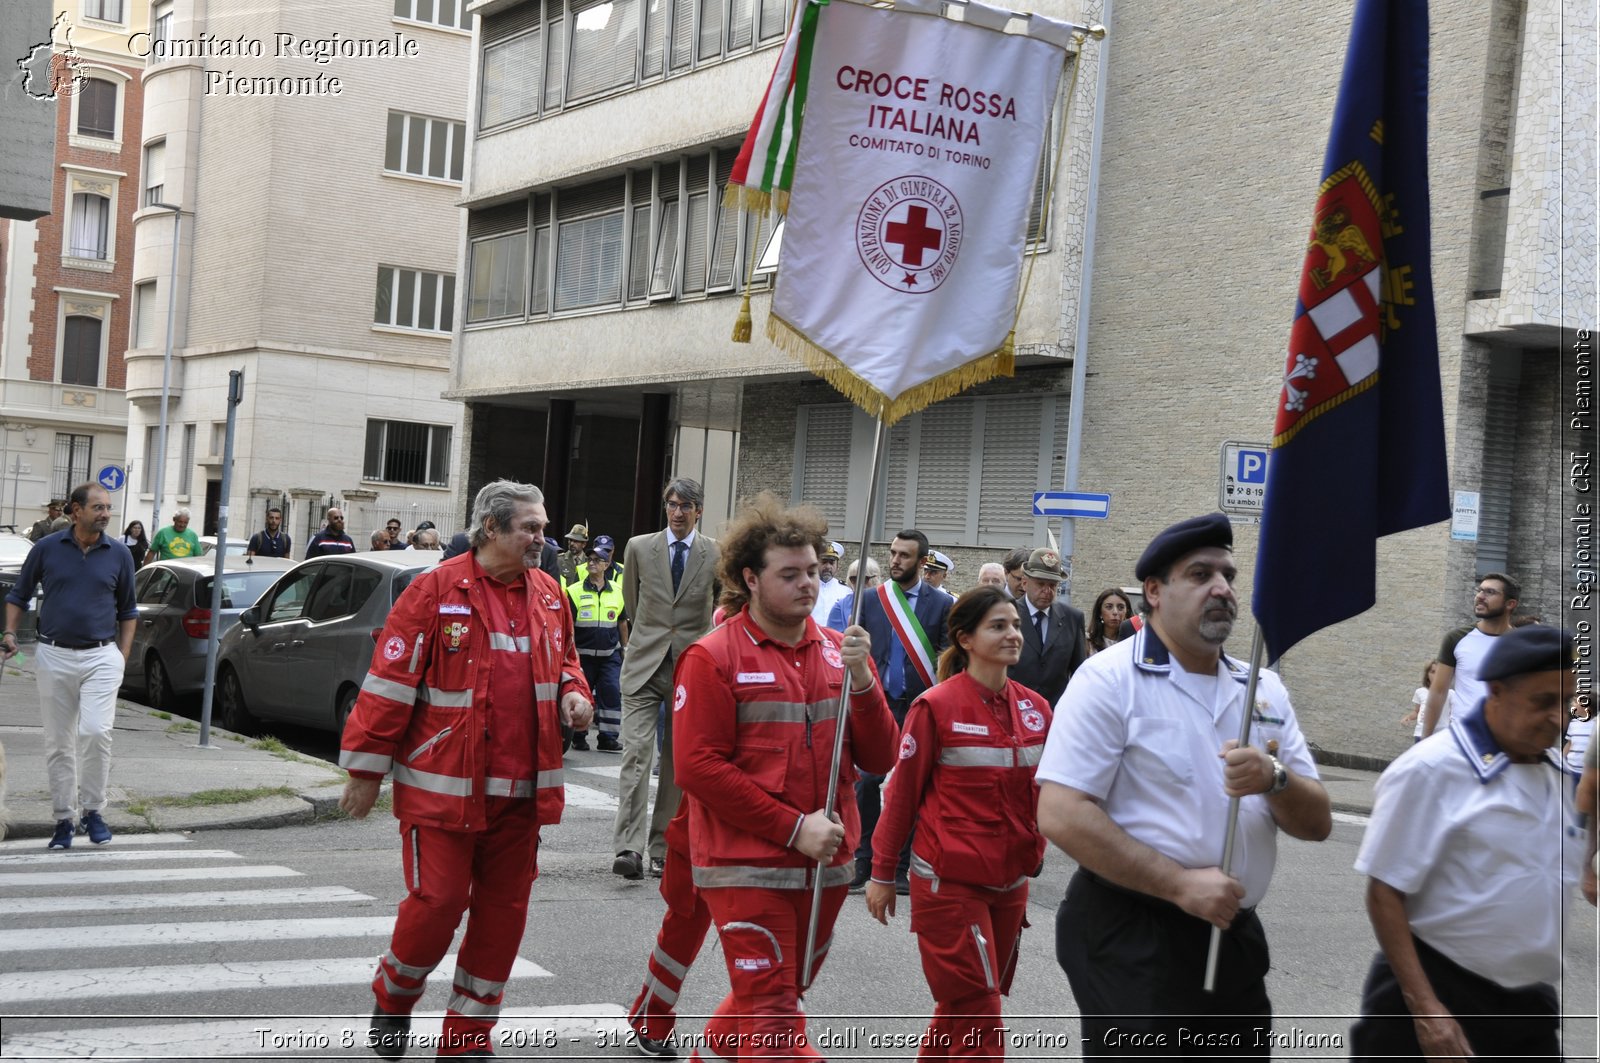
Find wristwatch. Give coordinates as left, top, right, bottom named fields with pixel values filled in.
left=1266, top=755, right=1289, bottom=795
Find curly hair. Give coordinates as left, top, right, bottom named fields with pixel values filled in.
left=716, top=492, right=829, bottom=614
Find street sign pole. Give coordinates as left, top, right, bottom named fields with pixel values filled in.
left=198, top=369, right=243, bottom=748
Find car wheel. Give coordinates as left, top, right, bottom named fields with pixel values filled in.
left=335, top=686, right=357, bottom=736
left=144, top=653, right=170, bottom=710
left=217, top=666, right=259, bottom=736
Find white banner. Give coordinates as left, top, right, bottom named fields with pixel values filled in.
left=769, top=0, right=1065, bottom=418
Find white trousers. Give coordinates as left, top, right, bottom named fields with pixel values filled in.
left=36, top=642, right=123, bottom=821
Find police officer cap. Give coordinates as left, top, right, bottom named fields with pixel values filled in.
left=1134, top=513, right=1233, bottom=581
left=922, top=551, right=948, bottom=572
left=820, top=540, right=843, bottom=561
left=590, top=534, right=615, bottom=558
left=1478, top=625, right=1577, bottom=682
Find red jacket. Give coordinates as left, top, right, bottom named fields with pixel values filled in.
left=873, top=672, right=1052, bottom=889
left=340, top=551, right=591, bottom=831
left=674, top=607, right=898, bottom=889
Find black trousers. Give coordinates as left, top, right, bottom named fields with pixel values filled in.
left=1057, top=870, right=1272, bottom=1058
left=1350, top=936, right=1559, bottom=1061
left=854, top=694, right=913, bottom=869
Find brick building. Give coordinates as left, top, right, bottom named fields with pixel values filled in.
left=0, top=1, right=145, bottom=529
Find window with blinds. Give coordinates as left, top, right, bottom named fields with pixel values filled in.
left=77, top=78, right=116, bottom=139
left=61, top=316, right=102, bottom=386
left=466, top=232, right=528, bottom=322
left=143, top=140, right=165, bottom=207
left=797, top=406, right=853, bottom=529
left=569, top=0, right=641, bottom=103
left=804, top=395, right=1064, bottom=547
left=134, top=281, right=158, bottom=348
left=480, top=30, right=542, bottom=128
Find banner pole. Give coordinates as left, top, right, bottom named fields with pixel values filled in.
left=801, top=414, right=889, bottom=991
left=1202, top=625, right=1266, bottom=991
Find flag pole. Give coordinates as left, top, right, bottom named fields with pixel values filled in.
left=801, top=414, right=889, bottom=991
left=1202, top=626, right=1266, bottom=992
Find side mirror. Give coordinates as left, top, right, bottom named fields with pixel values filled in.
left=240, top=607, right=260, bottom=634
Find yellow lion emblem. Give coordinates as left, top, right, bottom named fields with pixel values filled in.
left=1307, top=205, right=1377, bottom=290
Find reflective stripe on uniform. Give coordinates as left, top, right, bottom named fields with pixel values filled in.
left=691, top=863, right=854, bottom=890
left=453, top=968, right=505, bottom=998
left=939, top=746, right=1017, bottom=768
left=911, top=850, right=1027, bottom=893
left=488, top=632, right=532, bottom=653
left=485, top=777, right=533, bottom=797
left=392, top=763, right=473, bottom=797
left=447, top=992, right=501, bottom=1018
left=1016, top=744, right=1044, bottom=767
left=536, top=768, right=563, bottom=790
left=578, top=646, right=617, bottom=657
left=652, top=945, right=690, bottom=980
left=422, top=686, right=474, bottom=708
left=734, top=698, right=839, bottom=726
left=340, top=750, right=392, bottom=774
left=362, top=672, right=417, bottom=704
left=641, top=972, right=679, bottom=1006
left=383, top=949, right=436, bottom=981
left=971, top=923, right=996, bottom=990
left=535, top=681, right=560, bottom=701
left=381, top=969, right=427, bottom=998
left=720, top=920, right=783, bottom=962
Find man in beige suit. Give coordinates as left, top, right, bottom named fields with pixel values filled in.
left=612, top=477, right=720, bottom=880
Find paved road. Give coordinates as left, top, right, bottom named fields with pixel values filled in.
left=3, top=742, right=1596, bottom=1061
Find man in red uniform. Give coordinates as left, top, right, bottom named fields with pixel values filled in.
left=626, top=796, right=712, bottom=1059
left=340, top=479, right=593, bottom=1059
left=674, top=493, right=898, bottom=1061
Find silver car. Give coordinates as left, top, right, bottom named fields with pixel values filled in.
left=214, top=552, right=439, bottom=735
left=124, top=557, right=298, bottom=708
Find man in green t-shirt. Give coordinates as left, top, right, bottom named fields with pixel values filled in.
left=150, top=510, right=200, bottom=560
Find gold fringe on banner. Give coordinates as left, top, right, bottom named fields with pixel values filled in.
left=767, top=313, right=1014, bottom=425
left=722, top=184, right=790, bottom=217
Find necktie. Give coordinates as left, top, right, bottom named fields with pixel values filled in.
left=1034, top=608, right=1047, bottom=645
left=671, top=540, right=687, bottom=593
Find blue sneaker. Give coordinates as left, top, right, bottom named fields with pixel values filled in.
left=81, top=810, right=112, bottom=845
left=48, top=818, right=73, bottom=849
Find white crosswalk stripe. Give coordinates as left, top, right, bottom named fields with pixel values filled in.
left=0, top=831, right=193, bottom=851
left=0, top=840, right=587, bottom=1058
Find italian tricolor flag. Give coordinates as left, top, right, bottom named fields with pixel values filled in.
left=724, top=0, right=826, bottom=216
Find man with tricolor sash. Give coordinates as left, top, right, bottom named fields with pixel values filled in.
left=850, top=529, right=952, bottom=892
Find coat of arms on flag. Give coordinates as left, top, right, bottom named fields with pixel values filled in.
left=725, top=0, right=1089, bottom=424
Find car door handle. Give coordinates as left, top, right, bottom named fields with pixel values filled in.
left=289, top=639, right=305, bottom=648
left=270, top=642, right=287, bottom=652
left=141, top=619, right=155, bottom=626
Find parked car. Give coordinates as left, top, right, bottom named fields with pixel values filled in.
left=123, top=556, right=298, bottom=708
left=213, top=552, right=440, bottom=735
left=199, top=536, right=251, bottom=556
left=0, top=532, right=41, bottom=641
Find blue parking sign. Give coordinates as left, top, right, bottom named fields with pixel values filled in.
left=1236, top=449, right=1268, bottom=484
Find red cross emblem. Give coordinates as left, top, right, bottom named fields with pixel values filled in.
left=885, top=205, right=942, bottom=267
left=856, top=175, right=965, bottom=295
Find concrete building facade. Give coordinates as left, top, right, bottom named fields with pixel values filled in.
left=125, top=0, right=471, bottom=550
left=452, top=0, right=1592, bottom=760
left=0, top=0, right=145, bottom=531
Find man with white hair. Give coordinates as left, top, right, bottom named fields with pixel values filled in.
left=341, top=479, right=594, bottom=1058
left=978, top=562, right=1007, bottom=590
left=827, top=557, right=882, bottom=631
left=150, top=509, right=200, bottom=560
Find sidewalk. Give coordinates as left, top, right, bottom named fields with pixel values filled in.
left=0, top=652, right=1387, bottom=843
left=0, top=653, right=355, bottom=841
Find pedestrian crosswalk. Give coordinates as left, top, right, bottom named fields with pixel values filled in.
left=562, top=762, right=655, bottom=813
left=0, top=831, right=627, bottom=1059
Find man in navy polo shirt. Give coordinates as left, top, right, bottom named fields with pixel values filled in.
left=2, top=483, right=137, bottom=850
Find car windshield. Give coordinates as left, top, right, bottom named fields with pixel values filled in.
left=0, top=537, right=34, bottom=566
left=197, top=570, right=284, bottom=610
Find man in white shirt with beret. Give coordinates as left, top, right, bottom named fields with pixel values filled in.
left=1036, top=513, right=1332, bottom=1056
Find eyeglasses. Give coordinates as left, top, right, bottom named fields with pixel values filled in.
left=664, top=500, right=697, bottom=513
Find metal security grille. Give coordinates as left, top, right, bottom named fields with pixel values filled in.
left=53, top=434, right=93, bottom=500
left=364, top=420, right=451, bottom=487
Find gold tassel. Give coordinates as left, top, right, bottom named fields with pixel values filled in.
left=731, top=290, right=753, bottom=342
left=1000, top=329, right=1015, bottom=365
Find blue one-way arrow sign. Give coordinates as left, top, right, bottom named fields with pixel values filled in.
left=1033, top=491, right=1111, bottom=519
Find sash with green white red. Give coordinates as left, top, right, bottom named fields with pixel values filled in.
left=877, top=582, right=935, bottom=689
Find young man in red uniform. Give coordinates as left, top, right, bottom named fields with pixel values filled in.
left=626, top=796, right=712, bottom=1058
left=340, top=480, right=593, bottom=1059
left=674, top=493, right=899, bottom=1061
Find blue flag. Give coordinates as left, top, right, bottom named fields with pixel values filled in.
left=1253, top=0, right=1449, bottom=662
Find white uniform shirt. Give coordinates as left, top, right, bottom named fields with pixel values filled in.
left=1355, top=705, right=1582, bottom=988
left=812, top=576, right=851, bottom=628
left=1037, top=626, right=1318, bottom=908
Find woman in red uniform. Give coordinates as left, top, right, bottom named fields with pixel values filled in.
left=866, top=584, right=1053, bottom=1060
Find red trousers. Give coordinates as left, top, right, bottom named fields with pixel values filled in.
left=371, top=798, right=541, bottom=1057
left=629, top=847, right=714, bottom=1046
left=692, top=884, right=848, bottom=1062
left=908, top=876, right=1029, bottom=1061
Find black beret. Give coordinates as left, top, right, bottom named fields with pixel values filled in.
left=1135, top=513, right=1234, bottom=581
left=1478, top=625, right=1577, bottom=682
